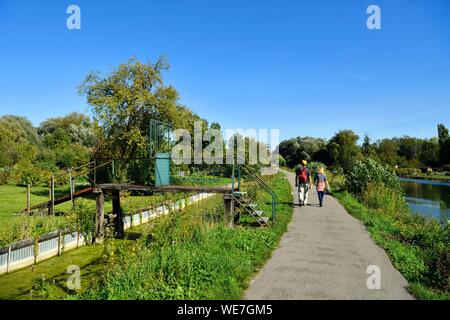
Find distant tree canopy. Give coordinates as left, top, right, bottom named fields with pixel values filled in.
left=278, top=137, right=327, bottom=168
left=327, top=130, right=362, bottom=172
left=278, top=124, right=450, bottom=172
left=0, top=113, right=97, bottom=185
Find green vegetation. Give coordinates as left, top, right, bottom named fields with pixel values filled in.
left=279, top=124, right=450, bottom=174
left=70, top=173, right=292, bottom=300
left=171, top=175, right=231, bottom=187
left=0, top=113, right=96, bottom=186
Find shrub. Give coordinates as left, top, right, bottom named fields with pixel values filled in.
left=277, top=155, right=286, bottom=167
left=361, top=182, right=409, bottom=215
left=395, top=167, right=420, bottom=177
left=327, top=172, right=346, bottom=192
left=14, top=161, right=51, bottom=186
left=66, top=199, right=96, bottom=243
left=346, top=158, right=402, bottom=195
left=308, top=161, right=327, bottom=174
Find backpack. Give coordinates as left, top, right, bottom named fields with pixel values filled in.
left=298, top=167, right=308, bottom=183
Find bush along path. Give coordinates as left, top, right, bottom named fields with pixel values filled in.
left=245, top=170, right=413, bottom=300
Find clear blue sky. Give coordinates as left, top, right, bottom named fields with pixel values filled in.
left=0, top=0, right=449, bottom=143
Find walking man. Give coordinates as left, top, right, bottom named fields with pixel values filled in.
left=295, top=160, right=312, bottom=206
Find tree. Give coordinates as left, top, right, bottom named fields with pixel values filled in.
left=397, top=136, right=421, bottom=161
left=0, top=116, right=39, bottom=183
left=362, top=134, right=377, bottom=158
left=376, top=139, right=400, bottom=166
left=278, top=137, right=327, bottom=167
left=327, top=130, right=361, bottom=172
left=39, top=112, right=98, bottom=148
left=79, top=56, right=208, bottom=183
left=437, top=124, right=450, bottom=165
left=419, top=138, right=440, bottom=167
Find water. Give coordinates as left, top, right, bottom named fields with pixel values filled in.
left=401, top=178, right=450, bottom=222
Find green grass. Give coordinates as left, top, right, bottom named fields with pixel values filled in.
left=401, top=172, right=450, bottom=181
left=0, top=184, right=109, bottom=227
left=74, top=172, right=293, bottom=300
left=171, top=175, right=231, bottom=186
left=335, top=191, right=450, bottom=300
left=0, top=243, right=105, bottom=300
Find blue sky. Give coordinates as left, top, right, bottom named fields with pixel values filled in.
left=0, top=0, right=449, bottom=143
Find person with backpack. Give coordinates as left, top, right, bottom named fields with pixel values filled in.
left=314, top=167, right=331, bottom=207
left=295, top=160, right=312, bottom=206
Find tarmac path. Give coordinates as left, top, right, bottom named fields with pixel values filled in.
left=245, top=171, right=413, bottom=300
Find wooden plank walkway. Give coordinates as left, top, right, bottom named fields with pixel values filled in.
left=245, top=171, right=413, bottom=300
left=95, top=183, right=236, bottom=194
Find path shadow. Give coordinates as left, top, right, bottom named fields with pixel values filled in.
left=124, top=231, right=142, bottom=241
left=276, top=201, right=296, bottom=208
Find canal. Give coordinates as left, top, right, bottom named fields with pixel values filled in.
left=401, top=178, right=450, bottom=222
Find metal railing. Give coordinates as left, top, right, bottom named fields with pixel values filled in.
left=236, top=164, right=277, bottom=223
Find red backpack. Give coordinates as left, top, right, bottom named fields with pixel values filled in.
left=298, top=167, right=308, bottom=183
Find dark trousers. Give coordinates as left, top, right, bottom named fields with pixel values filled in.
left=318, top=191, right=325, bottom=206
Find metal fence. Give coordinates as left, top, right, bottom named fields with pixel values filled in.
left=0, top=191, right=216, bottom=275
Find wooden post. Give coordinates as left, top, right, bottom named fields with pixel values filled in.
left=50, top=176, right=55, bottom=215
left=57, top=231, right=62, bottom=256
left=69, top=170, right=73, bottom=204
left=33, top=237, right=38, bottom=265
left=93, top=160, right=97, bottom=185
left=112, top=190, right=124, bottom=239
left=27, top=184, right=31, bottom=215
left=223, top=195, right=234, bottom=228
left=94, top=190, right=105, bottom=243
left=6, top=245, right=11, bottom=274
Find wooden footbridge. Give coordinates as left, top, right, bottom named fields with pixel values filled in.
left=22, top=120, right=276, bottom=241
left=23, top=160, right=276, bottom=243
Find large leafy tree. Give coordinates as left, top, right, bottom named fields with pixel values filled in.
left=327, top=130, right=362, bottom=172
left=79, top=56, right=203, bottom=160
left=376, top=138, right=400, bottom=167
left=78, top=56, right=207, bottom=183
left=278, top=137, right=327, bottom=167
left=438, top=124, right=450, bottom=165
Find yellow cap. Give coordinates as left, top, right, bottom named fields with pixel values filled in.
left=302, top=160, right=307, bottom=166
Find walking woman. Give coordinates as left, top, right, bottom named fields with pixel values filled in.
left=314, top=167, right=330, bottom=207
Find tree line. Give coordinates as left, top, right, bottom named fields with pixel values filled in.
left=278, top=126, right=450, bottom=173
left=0, top=113, right=97, bottom=185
